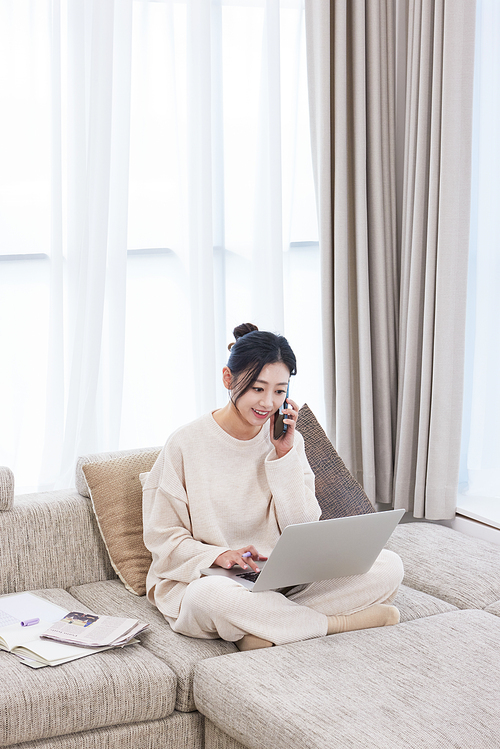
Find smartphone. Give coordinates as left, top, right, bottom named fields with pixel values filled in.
left=273, top=383, right=290, bottom=440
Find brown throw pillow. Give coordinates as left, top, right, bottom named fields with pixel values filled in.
left=82, top=450, right=160, bottom=596
left=297, top=404, right=375, bottom=519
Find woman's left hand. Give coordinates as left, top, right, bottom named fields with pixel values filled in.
left=270, top=397, right=299, bottom=459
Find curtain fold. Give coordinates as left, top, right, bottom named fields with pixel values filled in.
left=305, top=0, right=476, bottom=519
left=187, top=0, right=218, bottom=413
left=395, top=0, right=476, bottom=518
left=42, top=0, right=134, bottom=489
left=251, top=0, right=285, bottom=333
left=305, top=0, right=333, bottom=418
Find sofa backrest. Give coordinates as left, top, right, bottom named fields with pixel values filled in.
left=0, top=482, right=116, bottom=596
left=1, top=447, right=166, bottom=596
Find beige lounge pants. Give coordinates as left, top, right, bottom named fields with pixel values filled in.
left=166, top=549, right=404, bottom=646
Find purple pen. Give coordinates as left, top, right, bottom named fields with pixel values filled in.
left=242, top=551, right=260, bottom=572
left=21, top=618, right=40, bottom=627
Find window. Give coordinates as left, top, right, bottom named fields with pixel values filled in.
left=0, top=0, right=323, bottom=492
left=458, top=0, right=500, bottom=528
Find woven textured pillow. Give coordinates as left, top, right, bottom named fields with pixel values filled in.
left=296, top=404, right=374, bottom=519
left=82, top=450, right=160, bottom=596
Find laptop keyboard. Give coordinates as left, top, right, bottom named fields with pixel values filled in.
left=236, top=570, right=261, bottom=582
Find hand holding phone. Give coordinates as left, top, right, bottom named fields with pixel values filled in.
left=273, top=383, right=290, bottom=440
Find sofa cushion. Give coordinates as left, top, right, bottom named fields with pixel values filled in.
left=69, top=579, right=237, bottom=713
left=12, top=713, right=204, bottom=749
left=0, top=588, right=176, bottom=748
left=385, top=522, right=500, bottom=610
left=296, top=404, right=374, bottom=519
left=81, top=450, right=160, bottom=596
left=484, top=599, right=500, bottom=617
left=68, top=577, right=456, bottom=715
left=393, top=583, right=457, bottom=621
left=194, top=610, right=500, bottom=749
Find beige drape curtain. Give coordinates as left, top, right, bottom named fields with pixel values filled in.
left=305, top=0, right=476, bottom=519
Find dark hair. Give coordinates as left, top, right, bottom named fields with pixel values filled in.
left=227, top=323, right=297, bottom=402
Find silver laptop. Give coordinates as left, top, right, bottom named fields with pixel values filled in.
left=200, top=509, right=404, bottom=592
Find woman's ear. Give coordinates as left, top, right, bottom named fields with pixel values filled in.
left=222, top=366, right=233, bottom=391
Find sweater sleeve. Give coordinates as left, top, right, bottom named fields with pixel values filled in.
left=142, top=444, right=230, bottom=585
left=264, top=430, right=321, bottom=531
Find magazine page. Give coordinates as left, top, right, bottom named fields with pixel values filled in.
left=15, top=637, right=112, bottom=665
left=0, top=619, right=55, bottom=652
left=0, top=592, right=68, bottom=629
left=42, top=612, right=148, bottom=647
left=0, top=592, right=69, bottom=651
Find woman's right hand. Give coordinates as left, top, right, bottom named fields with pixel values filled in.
left=214, top=546, right=267, bottom=573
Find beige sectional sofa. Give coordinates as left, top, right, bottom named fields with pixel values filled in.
left=2, top=409, right=500, bottom=748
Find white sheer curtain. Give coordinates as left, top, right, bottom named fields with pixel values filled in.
left=460, top=0, right=500, bottom=500
left=0, top=0, right=322, bottom=493
left=43, top=0, right=134, bottom=489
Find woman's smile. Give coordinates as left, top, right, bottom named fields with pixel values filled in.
left=252, top=408, right=270, bottom=419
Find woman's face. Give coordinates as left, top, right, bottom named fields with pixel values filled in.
left=231, top=361, right=290, bottom=429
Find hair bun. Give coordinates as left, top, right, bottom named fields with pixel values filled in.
left=228, top=322, right=259, bottom=350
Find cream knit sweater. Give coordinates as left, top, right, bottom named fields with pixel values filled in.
left=142, top=412, right=321, bottom=620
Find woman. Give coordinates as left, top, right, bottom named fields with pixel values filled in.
left=143, top=323, right=403, bottom=650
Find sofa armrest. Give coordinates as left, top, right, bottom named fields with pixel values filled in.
left=0, top=466, right=14, bottom=511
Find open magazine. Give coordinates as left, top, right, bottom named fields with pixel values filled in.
left=41, top=611, right=149, bottom=648
left=0, top=592, right=148, bottom=667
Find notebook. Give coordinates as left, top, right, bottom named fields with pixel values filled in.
left=200, top=509, right=405, bottom=592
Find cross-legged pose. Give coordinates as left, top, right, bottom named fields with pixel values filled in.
left=143, top=323, right=404, bottom=650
